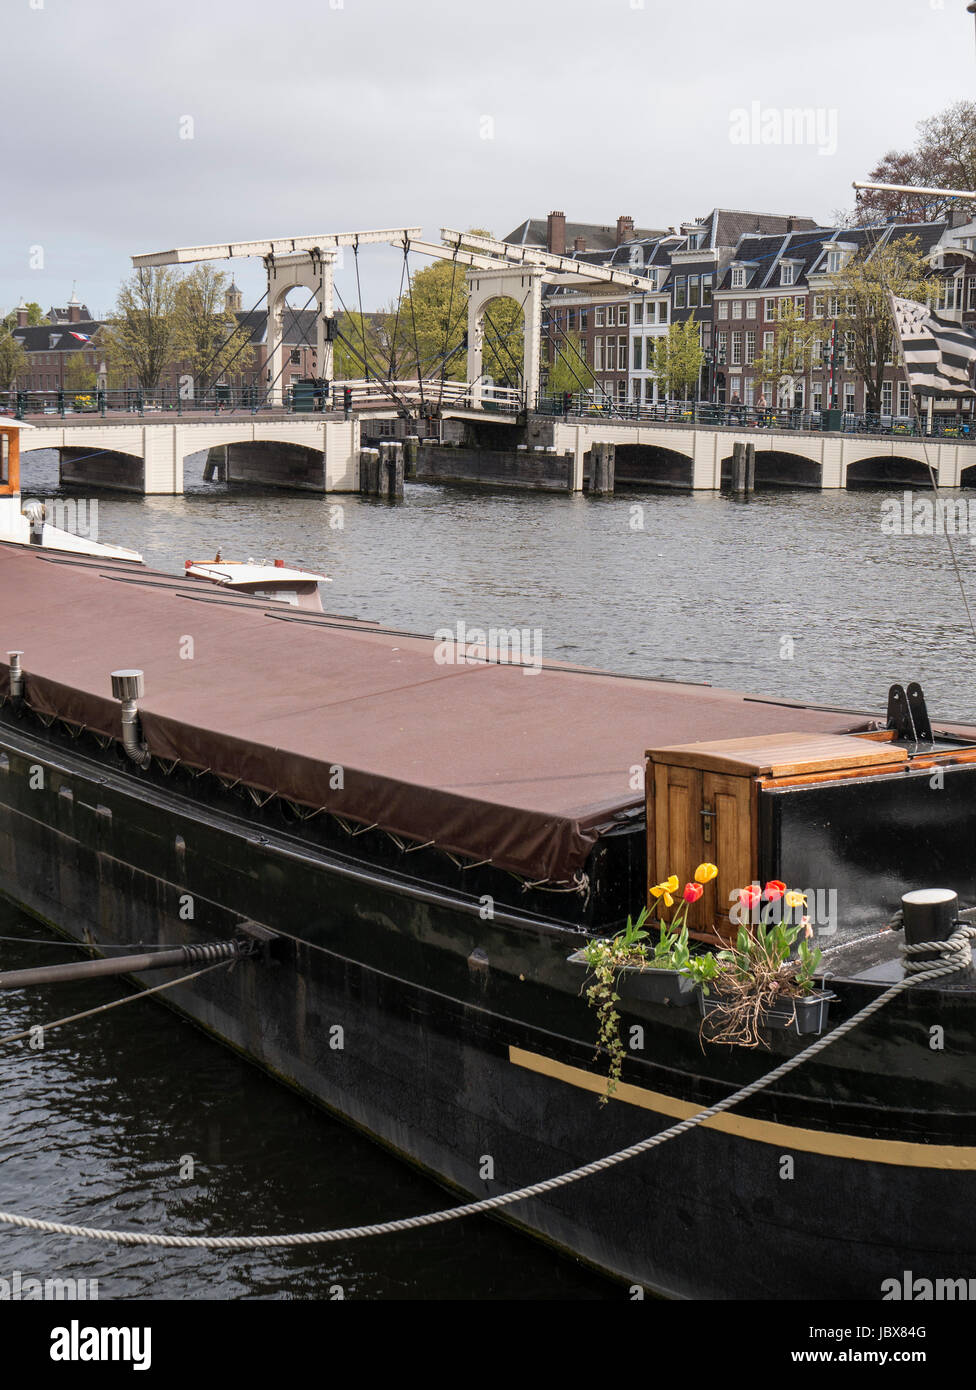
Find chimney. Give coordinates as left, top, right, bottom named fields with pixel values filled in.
left=616, top=214, right=635, bottom=245
left=15, top=299, right=28, bottom=329
left=574, top=235, right=586, bottom=253
left=786, top=216, right=795, bottom=233
left=68, top=291, right=81, bottom=324
left=547, top=211, right=567, bottom=255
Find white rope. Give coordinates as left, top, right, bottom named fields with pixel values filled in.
left=0, top=934, right=970, bottom=1250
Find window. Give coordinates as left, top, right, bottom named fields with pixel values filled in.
left=633, top=337, right=642, bottom=370
left=688, top=276, right=700, bottom=308
left=732, top=300, right=743, bottom=319
left=618, top=336, right=628, bottom=370
left=812, top=337, right=823, bottom=365
left=781, top=264, right=794, bottom=286
left=731, top=331, right=743, bottom=365
left=813, top=295, right=825, bottom=318
left=846, top=295, right=857, bottom=318
left=607, top=338, right=617, bottom=370
left=579, top=310, right=588, bottom=330
left=730, top=376, right=741, bottom=398
left=899, top=381, right=911, bottom=416
left=745, top=331, right=756, bottom=364
left=607, top=306, right=616, bottom=327
left=826, top=249, right=846, bottom=273
left=577, top=339, right=587, bottom=364
left=632, top=302, right=643, bottom=325
left=593, top=338, right=603, bottom=370
left=290, top=349, right=301, bottom=364
left=567, top=309, right=576, bottom=329
left=844, top=383, right=856, bottom=413
left=844, top=331, right=856, bottom=369
left=794, top=297, right=805, bottom=319
left=658, top=302, right=668, bottom=324
left=763, top=330, right=774, bottom=354
left=828, top=296, right=840, bottom=318
left=882, top=381, right=893, bottom=414
left=717, top=330, right=728, bottom=360
left=765, top=298, right=777, bottom=319
left=618, top=305, right=628, bottom=326
left=702, top=275, right=713, bottom=307
left=717, top=300, right=729, bottom=320
left=617, top=379, right=626, bottom=402
left=744, top=379, right=755, bottom=406
left=595, top=307, right=605, bottom=327
left=731, top=266, right=746, bottom=287
left=746, top=299, right=757, bottom=319
left=674, top=277, right=687, bottom=308
left=645, top=378, right=655, bottom=401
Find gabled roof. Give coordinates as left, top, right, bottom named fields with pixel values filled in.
left=11, top=321, right=102, bottom=351
left=504, top=217, right=668, bottom=252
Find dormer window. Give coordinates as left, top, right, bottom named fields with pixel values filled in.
left=780, top=264, right=794, bottom=286
left=731, top=266, right=746, bottom=288
left=826, top=250, right=843, bottom=273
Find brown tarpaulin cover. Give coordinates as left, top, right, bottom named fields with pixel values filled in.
left=0, top=543, right=902, bottom=883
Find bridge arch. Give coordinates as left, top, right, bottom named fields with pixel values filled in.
left=845, top=455, right=933, bottom=488
left=614, top=442, right=694, bottom=489
left=466, top=267, right=542, bottom=409
left=720, top=449, right=822, bottom=489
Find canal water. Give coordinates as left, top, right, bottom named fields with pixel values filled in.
left=3, top=450, right=976, bottom=1300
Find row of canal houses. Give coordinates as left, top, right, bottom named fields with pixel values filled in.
left=512, top=208, right=976, bottom=414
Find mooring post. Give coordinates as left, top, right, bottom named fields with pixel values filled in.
left=404, top=435, right=419, bottom=478
left=388, top=441, right=405, bottom=498
left=359, top=447, right=380, bottom=495
left=732, top=440, right=747, bottom=493
left=745, top=442, right=756, bottom=492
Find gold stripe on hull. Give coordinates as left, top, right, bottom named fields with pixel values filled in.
left=509, top=1046, right=976, bottom=1170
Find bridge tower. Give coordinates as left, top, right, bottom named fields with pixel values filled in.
left=265, top=251, right=338, bottom=407
left=465, top=266, right=544, bottom=410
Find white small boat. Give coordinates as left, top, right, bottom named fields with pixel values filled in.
left=183, top=555, right=331, bottom=611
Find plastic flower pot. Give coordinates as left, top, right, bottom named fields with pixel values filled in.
left=699, top=988, right=836, bottom=1036
left=568, top=951, right=700, bottom=1007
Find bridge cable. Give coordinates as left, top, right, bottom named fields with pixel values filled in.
left=387, top=250, right=408, bottom=381
left=241, top=290, right=319, bottom=415
left=192, top=286, right=269, bottom=402
left=403, top=239, right=427, bottom=413
left=437, top=247, right=462, bottom=413
left=352, top=238, right=371, bottom=383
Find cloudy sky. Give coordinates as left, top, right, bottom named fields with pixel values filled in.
left=5, top=0, right=974, bottom=316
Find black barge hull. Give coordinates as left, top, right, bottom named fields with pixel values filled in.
left=1, top=715, right=973, bottom=1300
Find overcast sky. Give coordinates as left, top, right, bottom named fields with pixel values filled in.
left=5, top=0, right=974, bottom=317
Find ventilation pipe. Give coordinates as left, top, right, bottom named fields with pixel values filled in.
left=111, top=668, right=152, bottom=767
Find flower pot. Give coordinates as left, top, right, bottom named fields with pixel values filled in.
left=567, top=951, right=699, bottom=1006
left=699, top=989, right=836, bottom=1036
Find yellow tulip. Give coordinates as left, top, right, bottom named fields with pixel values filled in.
left=784, top=890, right=807, bottom=908
left=694, top=863, right=718, bottom=884
left=650, top=875, right=679, bottom=909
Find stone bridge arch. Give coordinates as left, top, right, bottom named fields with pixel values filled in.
left=614, top=442, right=694, bottom=489
left=720, top=448, right=823, bottom=489
left=846, top=455, right=933, bottom=488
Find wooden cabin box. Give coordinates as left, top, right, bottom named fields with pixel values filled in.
left=644, top=732, right=911, bottom=941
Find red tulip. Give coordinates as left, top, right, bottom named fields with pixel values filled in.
left=738, top=885, right=762, bottom=909
left=764, top=880, right=787, bottom=901
left=683, top=882, right=703, bottom=903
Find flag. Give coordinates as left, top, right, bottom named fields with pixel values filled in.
left=68, top=331, right=90, bottom=343
left=890, top=295, right=976, bottom=397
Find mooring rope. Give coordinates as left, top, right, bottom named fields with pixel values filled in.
left=0, top=931, right=970, bottom=1249
left=0, top=958, right=234, bottom=1049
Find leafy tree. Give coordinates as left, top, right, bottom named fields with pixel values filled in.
left=855, top=101, right=976, bottom=224
left=651, top=315, right=704, bottom=401
left=545, top=332, right=595, bottom=393
left=172, top=265, right=253, bottom=394
left=750, top=298, right=820, bottom=405
left=828, top=234, right=929, bottom=413
left=102, top=267, right=180, bottom=391
left=63, top=352, right=96, bottom=393
left=332, top=309, right=397, bottom=380
left=0, top=329, right=28, bottom=391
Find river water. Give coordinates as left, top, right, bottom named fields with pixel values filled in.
left=3, top=450, right=976, bottom=1300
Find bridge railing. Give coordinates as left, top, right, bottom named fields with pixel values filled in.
left=1, top=386, right=277, bottom=418
left=535, top=392, right=975, bottom=440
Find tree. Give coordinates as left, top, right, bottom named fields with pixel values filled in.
left=0, top=329, right=27, bottom=391
left=102, top=267, right=180, bottom=392
left=854, top=101, right=976, bottom=224
left=63, top=352, right=96, bottom=394
left=333, top=309, right=397, bottom=380
left=828, top=234, right=929, bottom=414
left=546, top=333, right=594, bottom=394
left=749, top=298, right=820, bottom=406
left=651, top=316, right=704, bottom=401
left=172, top=265, right=253, bottom=394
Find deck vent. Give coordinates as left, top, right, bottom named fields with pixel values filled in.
left=110, top=668, right=151, bottom=768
